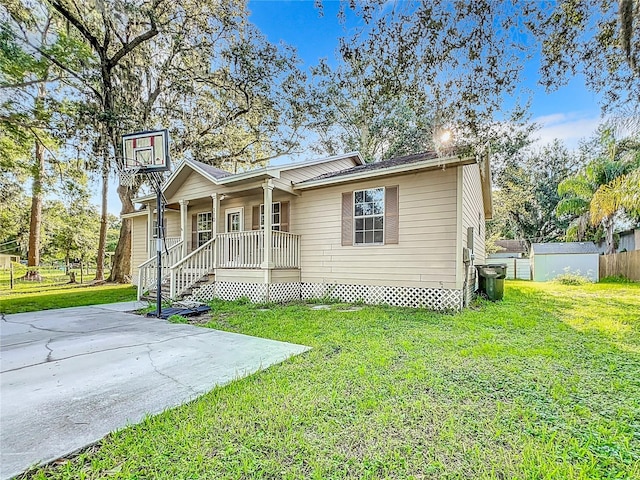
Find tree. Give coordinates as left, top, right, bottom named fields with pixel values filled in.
left=43, top=172, right=100, bottom=273
left=337, top=1, right=639, bottom=119
left=531, top=0, right=640, bottom=114
left=557, top=128, right=640, bottom=253
left=166, top=23, right=314, bottom=169
left=489, top=140, right=583, bottom=250
left=311, top=57, right=436, bottom=162
left=0, top=7, right=67, bottom=279
left=315, top=0, right=533, bottom=157
left=43, top=0, right=314, bottom=283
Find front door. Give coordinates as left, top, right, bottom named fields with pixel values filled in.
left=223, top=208, right=244, bottom=266
left=225, top=208, right=243, bottom=233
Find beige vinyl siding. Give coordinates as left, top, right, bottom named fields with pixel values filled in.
left=272, top=269, right=301, bottom=283
left=293, top=168, right=459, bottom=289
left=218, top=194, right=260, bottom=233
left=131, top=215, right=148, bottom=285
left=165, top=170, right=213, bottom=204
left=216, top=268, right=264, bottom=283
left=461, top=163, right=486, bottom=264
left=280, top=158, right=357, bottom=184
left=216, top=268, right=300, bottom=283
left=218, top=192, right=294, bottom=233
left=165, top=211, right=180, bottom=238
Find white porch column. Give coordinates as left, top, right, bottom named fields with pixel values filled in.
left=211, top=193, right=220, bottom=269
left=179, top=199, right=189, bottom=257
left=211, top=193, right=220, bottom=236
left=147, top=205, right=154, bottom=255
left=262, top=180, right=274, bottom=273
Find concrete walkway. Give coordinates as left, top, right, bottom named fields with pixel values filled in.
left=0, top=302, right=309, bottom=479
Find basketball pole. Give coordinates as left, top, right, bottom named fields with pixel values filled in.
left=155, top=184, right=163, bottom=318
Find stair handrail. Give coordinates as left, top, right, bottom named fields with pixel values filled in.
left=169, top=237, right=216, bottom=299
left=137, top=240, right=184, bottom=300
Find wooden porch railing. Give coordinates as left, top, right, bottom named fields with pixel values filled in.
left=216, top=230, right=300, bottom=269
left=137, top=240, right=184, bottom=300
left=148, top=236, right=181, bottom=256
left=143, top=231, right=301, bottom=300
left=271, top=231, right=300, bottom=269
left=169, top=238, right=216, bottom=299
left=217, top=231, right=264, bottom=268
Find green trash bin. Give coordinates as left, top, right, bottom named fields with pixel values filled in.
left=476, top=264, right=507, bottom=301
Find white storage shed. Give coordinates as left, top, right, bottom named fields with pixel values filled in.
left=530, top=242, right=600, bottom=282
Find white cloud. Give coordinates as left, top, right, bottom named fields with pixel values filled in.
left=532, top=112, right=602, bottom=150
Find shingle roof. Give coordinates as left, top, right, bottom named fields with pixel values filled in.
left=187, top=159, right=232, bottom=179
left=301, top=151, right=441, bottom=183
left=531, top=242, right=599, bottom=255
left=495, top=240, right=527, bottom=254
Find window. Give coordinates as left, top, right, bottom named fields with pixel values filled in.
left=197, top=212, right=212, bottom=246
left=152, top=219, right=165, bottom=238
left=260, top=202, right=281, bottom=231
left=354, top=188, right=384, bottom=244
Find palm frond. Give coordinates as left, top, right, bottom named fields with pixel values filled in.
left=557, top=197, right=589, bottom=216
left=557, top=175, right=593, bottom=198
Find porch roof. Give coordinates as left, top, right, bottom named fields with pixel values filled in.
left=133, top=152, right=363, bottom=204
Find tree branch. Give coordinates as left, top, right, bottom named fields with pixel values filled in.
left=0, top=77, right=62, bottom=89
left=108, top=19, right=158, bottom=68
left=48, top=1, right=103, bottom=57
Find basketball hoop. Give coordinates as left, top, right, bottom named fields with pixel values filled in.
left=121, top=129, right=171, bottom=319
left=118, top=164, right=141, bottom=187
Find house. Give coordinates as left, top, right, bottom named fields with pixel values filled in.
left=596, top=228, right=640, bottom=253
left=126, top=150, right=492, bottom=311
left=487, top=240, right=530, bottom=280
left=530, top=242, right=599, bottom=282
left=489, top=240, right=527, bottom=258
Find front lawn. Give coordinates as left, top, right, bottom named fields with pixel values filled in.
left=0, top=284, right=137, bottom=314
left=22, top=281, right=640, bottom=479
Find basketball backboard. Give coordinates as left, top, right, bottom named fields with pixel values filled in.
left=122, top=129, right=170, bottom=172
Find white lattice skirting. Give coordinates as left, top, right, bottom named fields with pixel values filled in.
left=301, top=283, right=463, bottom=311
left=187, top=281, right=463, bottom=311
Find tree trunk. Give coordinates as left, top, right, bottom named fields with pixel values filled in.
left=94, top=147, right=109, bottom=281
left=25, top=137, right=46, bottom=282
left=604, top=216, right=615, bottom=254
left=107, top=184, right=135, bottom=283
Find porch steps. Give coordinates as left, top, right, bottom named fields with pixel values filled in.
left=141, top=278, right=171, bottom=302
left=180, top=272, right=215, bottom=298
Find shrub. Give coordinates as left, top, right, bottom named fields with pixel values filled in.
left=554, top=270, right=592, bottom=286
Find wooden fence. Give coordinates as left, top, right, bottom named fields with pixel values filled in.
left=599, top=250, right=640, bottom=281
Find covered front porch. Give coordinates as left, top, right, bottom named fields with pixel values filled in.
left=136, top=177, right=300, bottom=300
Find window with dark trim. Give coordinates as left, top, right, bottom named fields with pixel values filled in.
left=260, top=202, right=281, bottom=231
left=342, top=186, right=398, bottom=246
left=354, top=188, right=384, bottom=244
left=196, top=212, right=212, bottom=246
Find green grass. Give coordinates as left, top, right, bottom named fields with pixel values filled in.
left=20, top=281, right=640, bottom=479
left=0, top=284, right=137, bottom=314
left=0, top=267, right=108, bottom=293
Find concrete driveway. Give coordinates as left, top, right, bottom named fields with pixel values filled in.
left=0, top=302, right=309, bottom=479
